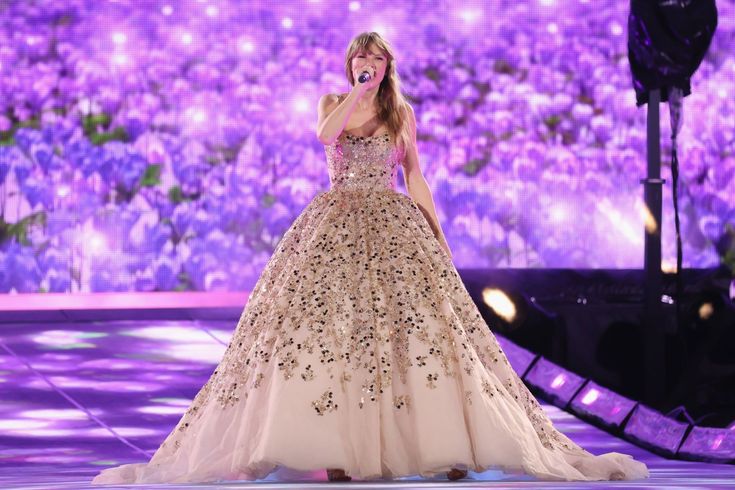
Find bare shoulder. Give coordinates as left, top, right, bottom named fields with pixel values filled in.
left=317, top=93, right=342, bottom=116
left=403, top=101, right=416, bottom=131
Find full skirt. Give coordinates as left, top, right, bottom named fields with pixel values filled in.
left=92, top=187, right=649, bottom=484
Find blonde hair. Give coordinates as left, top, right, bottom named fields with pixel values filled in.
left=344, top=32, right=412, bottom=160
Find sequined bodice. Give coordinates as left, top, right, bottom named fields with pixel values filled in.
left=325, top=132, right=401, bottom=191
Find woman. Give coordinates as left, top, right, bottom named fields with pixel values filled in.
left=92, top=32, right=649, bottom=484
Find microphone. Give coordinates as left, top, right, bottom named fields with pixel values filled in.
left=358, top=71, right=371, bottom=83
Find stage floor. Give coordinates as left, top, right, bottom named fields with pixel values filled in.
left=1, top=318, right=733, bottom=489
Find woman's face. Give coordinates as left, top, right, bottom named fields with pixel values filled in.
left=350, top=43, right=388, bottom=89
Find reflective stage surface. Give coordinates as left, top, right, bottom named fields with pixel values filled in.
left=1, top=319, right=733, bottom=489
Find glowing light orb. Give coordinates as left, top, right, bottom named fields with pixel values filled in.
left=551, top=374, right=567, bottom=389
left=539, top=0, right=555, bottom=6
left=698, top=302, right=714, bottom=320
left=281, top=17, right=293, bottom=29
left=206, top=5, right=219, bottom=17
left=546, top=23, right=559, bottom=34
left=609, top=21, right=623, bottom=36
left=186, top=107, right=207, bottom=124
left=661, top=259, right=678, bottom=273
left=349, top=1, right=361, bottom=11
left=292, top=97, right=310, bottom=113
left=549, top=204, right=567, bottom=222
left=239, top=38, right=255, bottom=53
left=372, top=24, right=390, bottom=36
left=581, top=388, right=600, bottom=405
left=56, top=185, right=71, bottom=198
left=84, top=231, right=107, bottom=254
left=711, top=434, right=724, bottom=450
left=458, top=8, right=482, bottom=23
left=181, top=32, right=193, bottom=45
left=161, top=5, right=173, bottom=15
left=111, top=53, right=129, bottom=66
left=111, top=32, right=127, bottom=45
left=482, top=288, right=516, bottom=323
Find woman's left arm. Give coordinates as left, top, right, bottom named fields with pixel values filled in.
left=402, top=104, right=452, bottom=259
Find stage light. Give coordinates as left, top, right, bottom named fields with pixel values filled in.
left=661, top=258, right=677, bottom=273
left=698, top=302, right=714, bottom=320
left=238, top=37, right=255, bottom=54
left=546, top=23, right=559, bottom=35
left=292, top=97, right=311, bottom=114
left=111, top=32, right=127, bottom=45
left=85, top=231, right=107, bottom=254
left=609, top=21, right=624, bottom=36
left=56, top=184, right=71, bottom=198
left=281, top=17, right=293, bottom=29
left=623, top=404, right=689, bottom=455
left=161, top=5, right=173, bottom=16
left=570, top=381, right=637, bottom=428
left=206, top=5, right=219, bottom=17
left=495, top=335, right=538, bottom=377
left=549, top=203, right=568, bottom=223
left=111, top=53, right=129, bottom=67
left=185, top=107, right=207, bottom=125
left=482, top=288, right=516, bottom=323
left=457, top=8, right=482, bottom=24
left=181, top=32, right=193, bottom=45
left=349, top=1, right=361, bottom=11
left=635, top=198, right=657, bottom=233
left=678, top=426, right=735, bottom=463
left=524, top=358, right=585, bottom=405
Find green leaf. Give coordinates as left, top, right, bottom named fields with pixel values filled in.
left=90, top=126, right=129, bottom=146
left=82, top=113, right=111, bottom=136
left=0, top=133, right=15, bottom=146
left=261, top=193, right=276, bottom=207
left=0, top=211, right=47, bottom=246
left=168, top=185, right=185, bottom=204
left=425, top=66, right=441, bottom=82
left=544, top=115, right=561, bottom=131
left=462, top=158, right=486, bottom=176
left=139, top=164, right=162, bottom=187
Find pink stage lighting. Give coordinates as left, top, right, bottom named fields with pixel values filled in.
left=523, top=357, right=585, bottom=405
left=623, top=404, right=689, bottom=456
left=678, top=426, right=735, bottom=463
left=570, top=380, right=637, bottom=428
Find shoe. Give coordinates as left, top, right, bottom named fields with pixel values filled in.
left=447, top=468, right=468, bottom=481
left=327, top=468, right=352, bottom=482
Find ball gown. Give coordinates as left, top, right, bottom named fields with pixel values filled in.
left=91, top=129, right=649, bottom=484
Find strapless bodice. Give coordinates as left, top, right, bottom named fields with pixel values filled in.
left=324, top=132, right=401, bottom=192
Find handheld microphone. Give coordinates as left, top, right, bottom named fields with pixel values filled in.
left=358, top=71, right=371, bottom=83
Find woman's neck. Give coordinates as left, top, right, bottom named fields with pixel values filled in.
left=356, top=87, right=379, bottom=112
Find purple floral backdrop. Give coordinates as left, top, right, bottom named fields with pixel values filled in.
left=0, top=0, right=733, bottom=293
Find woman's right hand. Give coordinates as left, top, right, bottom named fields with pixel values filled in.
left=350, top=66, right=375, bottom=97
